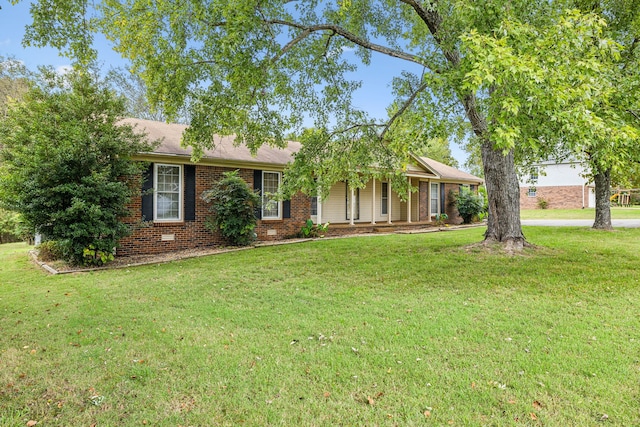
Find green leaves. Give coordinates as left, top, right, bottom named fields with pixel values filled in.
left=460, top=8, right=639, bottom=168
left=0, top=70, right=156, bottom=264
left=201, top=170, right=260, bottom=246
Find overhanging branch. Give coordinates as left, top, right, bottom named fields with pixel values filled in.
left=380, top=81, right=429, bottom=140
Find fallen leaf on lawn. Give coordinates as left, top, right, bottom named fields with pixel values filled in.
left=508, top=399, right=516, bottom=404
left=471, top=382, right=476, bottom=389
left=323, top=392, right=330, bottom=398
left=26, top=421, right=38, bottom=427
left=530, top=412, right=538, bottom=420
left=533, top=400, right=543, bottom=409
left=30, top=349, right=36, bottom=355
left=424, top=410, right=431, bottom=418
left=367, top=396, right=375, bottom=405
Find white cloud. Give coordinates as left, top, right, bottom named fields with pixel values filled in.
left=56, top=65, right=73, bottom=75
left=0, top=39, right=11, bottom=47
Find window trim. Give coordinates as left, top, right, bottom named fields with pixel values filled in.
left=154, top=163, right=183, bottom=222
left=381, top=182, right=389, bottom=216
left=430, top=182, right=439, bottom=215
left=527, top=187, right=537, bottom=198
left=261, top=171, right=282, bottom=220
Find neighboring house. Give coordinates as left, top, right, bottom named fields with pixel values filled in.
left=118, top=118, right=483, bottom=256
left=519, top=159, right=595, bottom=209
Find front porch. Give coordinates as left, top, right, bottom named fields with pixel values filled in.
left=325, top=220, right=436, bottom=236
left=312, top=177, right=442, bottom=226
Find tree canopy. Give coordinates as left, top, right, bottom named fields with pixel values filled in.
left=19, top=0, right=639, bottom=246
left=461, top=6, right=640, bottom=228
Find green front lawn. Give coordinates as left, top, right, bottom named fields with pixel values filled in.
left=1, top=227, right=639, bottom=426
left=521, top=206, right=640, bottom=219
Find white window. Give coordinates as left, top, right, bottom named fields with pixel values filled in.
left=530, top=167, right=539, bottom=182
left=310, top=196, right=318, bottom=216
left=528, top=187, right=537, bottom=197
left=381, top=182, right=389, bottom=215
left=430, top=183, right=439, bottom=215
left=154, top=164, right=182, bottom=221
left=262, top=171, right=281, bottom=219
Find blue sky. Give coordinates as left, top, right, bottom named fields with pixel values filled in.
left=1, top=0, right=469, bottom=166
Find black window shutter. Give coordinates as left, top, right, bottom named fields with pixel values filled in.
left=184, top=165, right=196, bottom=221
left=283, top=200, right=291, bottom=219
left=141, top=163, right=154, bottom=221
left=253, top=169, right=262, bottom=219
left=440, top=182, right=445, bottom=214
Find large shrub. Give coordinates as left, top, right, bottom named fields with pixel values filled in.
left=451, top=187, right=485, bottom=224
left=0, top=71, right=156, bottom=265
left=201, top=170, right=261, bottom=246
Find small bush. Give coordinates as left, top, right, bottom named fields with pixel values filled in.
left=37, top=240, right=64, bottom=262
left=300, top=219, right=330, bottom=238
left=537, top=198, right=549, bottom=209
left=434, top=213, right=449, bottom=226
left=202, top=170, right=261, bottom=246
left=450, top=187, right=485, bottom=224
left=82, top=244, right=115, bottom=267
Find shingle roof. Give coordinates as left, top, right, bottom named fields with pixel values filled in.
left=122, top=118, right=300, bottom=167
left=122, top=118, right=482, bottom=183
left=418, top=156, right=483, bottom=184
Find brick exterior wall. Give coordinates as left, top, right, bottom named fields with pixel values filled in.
left=419, top=181, right=429, bottom=221
left=117, top=161, right=480, bottom=256
left=443, top=183, right=464, bottom=225
left=118, top=164, right=310, bottom=256
left=520, top=185, right=587, bottom=209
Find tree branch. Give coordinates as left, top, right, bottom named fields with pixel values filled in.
left=380, top=81, right=429, bottom=140
left=398, top=0, right=461, bottom=66
left=266, top=19, right=428, bottom=67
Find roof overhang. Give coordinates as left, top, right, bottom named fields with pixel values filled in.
left=133, top=153, right=288, bottom=171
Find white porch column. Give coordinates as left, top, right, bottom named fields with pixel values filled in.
left=407, top=177, right=412, bottom=223
left=350, top=188, right=355, bottom=225
left=317, top=193, right=322, bottom=225
left=371, top=179, right=376, bottom=224
left=387, top=181, right=392, bottom=224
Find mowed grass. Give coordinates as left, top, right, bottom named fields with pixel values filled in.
left=1, top=227, right=639, bottom=426
left=521, top=206, right=640, bottom=219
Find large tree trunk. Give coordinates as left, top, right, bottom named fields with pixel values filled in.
left=481, top=139, right=526, bottom=250
left=592, top=168, right=613, bottom=230
left=413, top=3, right=526, bottom=249
left=462, top=94, right=526, bottom=250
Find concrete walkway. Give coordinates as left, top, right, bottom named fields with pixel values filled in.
left=521, top=219, right=640, bottom=228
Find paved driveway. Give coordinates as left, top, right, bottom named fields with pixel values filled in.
left=521, top=219, right=640, bottom=228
